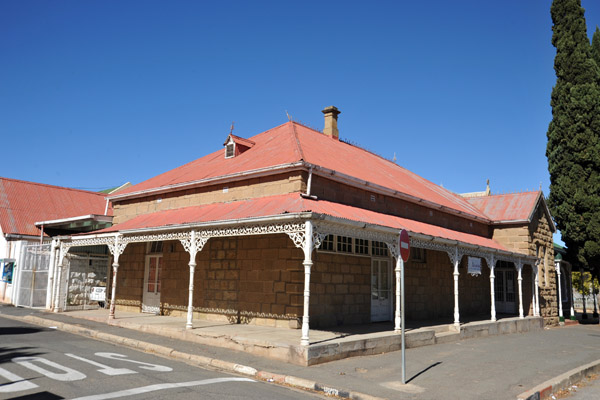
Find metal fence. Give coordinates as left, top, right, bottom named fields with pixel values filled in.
left=573, top=291, right=599, bottom=311
left=16, top=243, right=51, bottom=308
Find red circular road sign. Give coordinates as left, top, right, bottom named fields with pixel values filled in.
left=399, top=229, right=410, bottom=262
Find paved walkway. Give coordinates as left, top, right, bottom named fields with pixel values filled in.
left=2, top=305, right=600, bottom=400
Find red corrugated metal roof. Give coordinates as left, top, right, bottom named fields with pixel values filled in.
left=113, top=122, right=488, bottom=220
left=466, top=192, right=541, bottom=223
left=0, top=177, right=111, bottom=237
left=94, top=193, right=508, bottom=252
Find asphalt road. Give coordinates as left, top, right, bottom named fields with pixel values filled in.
left=0, top=316, right=324, bottom=400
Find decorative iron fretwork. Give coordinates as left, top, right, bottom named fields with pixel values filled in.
left=179, top=232, right=208, bottom=255
left=161, top=303, right=298, bottom=321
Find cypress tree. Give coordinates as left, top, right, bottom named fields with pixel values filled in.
left=592, top=27, right=600, bottom=68
left=547, top=0, right=600, bottom=272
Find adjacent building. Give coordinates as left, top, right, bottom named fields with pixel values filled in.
left=0, top=177, right=112, bottom=308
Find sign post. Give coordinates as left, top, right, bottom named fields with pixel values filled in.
left=399, top=229, right=410, bottom=385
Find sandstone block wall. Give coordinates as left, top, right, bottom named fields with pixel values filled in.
left=492, top=205, right=557, bottom=325
left=310, top=252, right=371, bottom=327
left=112, top=172, right=305, bottom=225
left=311, top=175, right=489, bottom=236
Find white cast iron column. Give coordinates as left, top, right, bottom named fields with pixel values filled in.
left=517, top=261, right=524, bottom=319
left=534, top=268, right=540, bottom=317
left=569, top=269, right=575, bottom=319
left=46, top=239, right=58, bottom=310
left=108, top=235, right=127, bottom=321
left=453, top=247, right=460, bottom=327
left=180, top=230, right=208, bottom=330
left=489, top=254, right=496, bottom=322
left=395, top=256, right=402, bottom=332
left=301, top=221, right=314, bottom=346
left=53, top=243, right=66, bottom=313
left=555, top=261, right=563, bottom=321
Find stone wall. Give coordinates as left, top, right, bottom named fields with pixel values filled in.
left=112, top=172, right=305, bottom=225
left=113, top=242, right=145, bottom=311
left=492, top=203, right=557, bottom=325
left=113, top=235, right=308, bottom=327
left=310, top=251, right=371, bottom=327
left=404, top=250, right=492, bottom=321
left=404, top=249, right=454, bottom=320
left=112, top=237, right=519, bottom=328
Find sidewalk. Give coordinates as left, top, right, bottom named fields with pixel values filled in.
left=2, top=305, right=600, bottom=400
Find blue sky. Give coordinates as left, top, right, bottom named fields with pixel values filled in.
left=2, top=1, right=599, bottom=220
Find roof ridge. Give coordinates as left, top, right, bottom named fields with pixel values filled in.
left=0, top=177, right=107, bottom=197
left=289, top=122, right=305, bottom=161
left=483, top=190, right=541, bottom=197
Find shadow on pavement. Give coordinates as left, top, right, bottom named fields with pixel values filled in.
left=0, top=346, right=45, bottom=365
left=5, top=392, right=64, bottom=399
left=0, top=327, right=50, bottom=335
left=407, top=361, right=442, bottom=384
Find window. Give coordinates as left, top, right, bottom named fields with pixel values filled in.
left=225, top=142, right=235, bottom=158
left=337, top=236, right=353, bottom=253
left=410, top=247, right=426, bottom=263
left=321, top=235, right=334, bottom=251
left=355, top=239, right=369, bottom=255
left=148, top=241, right=163, bottom=254
left=372, top=241, right=389, bottom=257
left=317, top=236, right=391, bottom=258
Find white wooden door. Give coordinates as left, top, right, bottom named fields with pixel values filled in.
left=142, top=255, right=162, bottom=314
left=495, top=269, right=517, bottom=314
left=371, top=259, right=392, bottom=322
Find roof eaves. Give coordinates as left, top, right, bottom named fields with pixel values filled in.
left=110, top=212, right=315, bottom=235
left=107, top=161, right=307, bottom=202
left=35, top=214, right=113, bottom=227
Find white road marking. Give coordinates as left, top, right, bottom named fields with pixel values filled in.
left=94, top=353, right=172, bottom=372
left=0, top=366, right=38, bottom=393
left=69, top=377, right=256, bottom=400
left=65, top=354, right=136, bottom=376
left=12, top=356, right=86, bottom=381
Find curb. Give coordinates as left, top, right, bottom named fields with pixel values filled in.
left=2, top=313, right=385, bottom=400
left=517, top=358, right=600, bottom=400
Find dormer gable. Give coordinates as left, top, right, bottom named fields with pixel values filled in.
left=223, top=134, right=256, bottom=159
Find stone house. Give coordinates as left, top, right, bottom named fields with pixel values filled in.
left=57, top=107, right=559, bottom=344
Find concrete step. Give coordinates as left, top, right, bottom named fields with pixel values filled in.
left=435, top=331, right=460, bottom=345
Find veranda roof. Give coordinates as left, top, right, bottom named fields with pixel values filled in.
left=92, top=193, right=512, bottom=254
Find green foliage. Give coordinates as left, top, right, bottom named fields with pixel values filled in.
left=547, top=0, right=600, bottom=270
left=572, top=271, right=599, bottom=295
left=592, top=27, right=600, bottom=69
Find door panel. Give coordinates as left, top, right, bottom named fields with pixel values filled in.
left=142, top=255, right=161, bottom=314
left=495, top=269, right=517, bottom=314
left=371, top=259, right=392, bottom=322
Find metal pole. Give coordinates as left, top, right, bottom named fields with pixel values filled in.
left=401, top=257, right=406, bottom=384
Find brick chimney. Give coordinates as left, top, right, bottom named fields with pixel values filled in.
left=322, top=106, right=340, bottom=140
